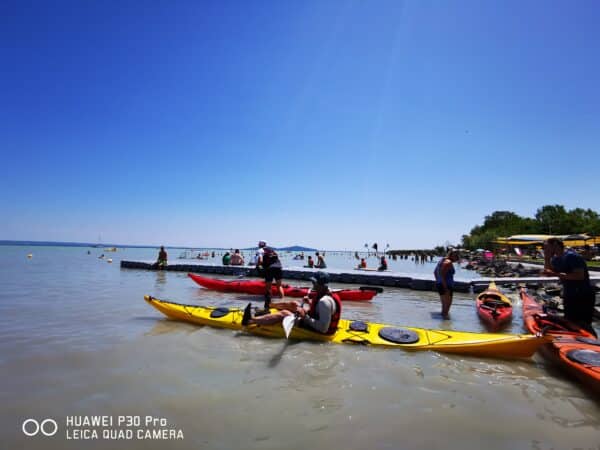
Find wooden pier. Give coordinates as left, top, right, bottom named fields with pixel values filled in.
left=120, top=260, right=600, bottom=293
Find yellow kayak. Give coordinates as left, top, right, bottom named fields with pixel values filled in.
left=145, top=296, right=550, bottom=358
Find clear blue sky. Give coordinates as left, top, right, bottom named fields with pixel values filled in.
left=1, top=0, right=599, bottom=249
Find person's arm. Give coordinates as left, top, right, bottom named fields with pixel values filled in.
left=300, top=298, right=333, bottom=333
left=555, top=268, right=585, bottom=281
left=557, top=254, right=587, bottom=281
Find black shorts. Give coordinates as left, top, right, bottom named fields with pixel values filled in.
left=264, top=266, right=282, bottom=283
left=436, top=284, right=453, bottom=295
left=563, top=290, right=595, bottom=325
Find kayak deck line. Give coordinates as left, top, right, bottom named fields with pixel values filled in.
left=120, top=260, right=597, bottom=293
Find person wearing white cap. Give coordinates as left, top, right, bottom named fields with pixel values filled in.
left=256, top=240, right=284, bottom=311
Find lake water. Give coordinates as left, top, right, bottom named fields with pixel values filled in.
left=1, top=245, right=598, bottom=449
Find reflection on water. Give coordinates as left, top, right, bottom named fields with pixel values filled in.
left=0, top=245, right=599, bottom=450
left=154, top=270, right=167, bottom=288
left=267, top=340, right=300, bottom=368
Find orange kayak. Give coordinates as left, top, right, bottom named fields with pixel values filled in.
left=520, top=287, right=600, bottom=394
left=476, top=281, right=512, bottom=330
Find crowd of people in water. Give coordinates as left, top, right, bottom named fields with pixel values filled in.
left=152, top=239, right=597, bottom=337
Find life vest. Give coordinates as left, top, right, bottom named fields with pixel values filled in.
left=434, top=258, right=455, bottom=287
left=308, top=292, right=342, bottom=335
left=262, top=246, right=280, bottom=268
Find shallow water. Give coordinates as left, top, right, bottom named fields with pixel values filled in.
left=1, top=245, right=598, bottom=449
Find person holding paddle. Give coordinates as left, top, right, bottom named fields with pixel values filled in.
left=241, top=272, right=342, bottom=335
left=434, top=249, right=459, bottom=319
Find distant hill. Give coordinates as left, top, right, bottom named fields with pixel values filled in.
left=0, top=240, right=117, bottom=248
left=278, top=246, right=317, bottom=252
left=0, top=240, right=318, bottom=252
left=0, top=240, right=169, bottom=249
left=242, top=245, right=317, bottom=252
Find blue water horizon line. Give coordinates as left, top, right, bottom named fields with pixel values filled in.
left=0, top=239, right=192, bottom=249
left=0, top=240, right=320, bottom=252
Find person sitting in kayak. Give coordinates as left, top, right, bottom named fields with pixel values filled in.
left=378, top=256, right=388, bottom=271
left=256, top=240, right=284, bottom=310
left=358, top=258, right=367, bottom=269
left=305, top=256, right=315, bottom=268
left=241, top=272, right=342, bottom=335
left=314, top=252, right=327, bottom=268
left=155, top=246, right=167, bottom=268
left=230, top=249, right=244, bottom=265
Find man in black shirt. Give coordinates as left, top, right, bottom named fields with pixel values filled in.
left=543, top=238, right=596, bottom=337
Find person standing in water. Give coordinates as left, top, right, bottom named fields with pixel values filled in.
left=256, top=240, right=284, bottom=311
left=434, top=249, right=459, bottom=318
left=156, top=246, right=168, bottom=269
left=542, top=238, right=597, bottom=337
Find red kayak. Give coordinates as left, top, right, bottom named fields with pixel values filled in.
left=188, top=273, right=380, bottom=301
left=520, top=287, right=600, bottom=394
left=476, top=281, right=513, bottom=330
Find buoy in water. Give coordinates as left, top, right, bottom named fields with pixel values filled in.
left=27, top=254, right=33, bottom=258
left=107, top=258, right=113, bottom=263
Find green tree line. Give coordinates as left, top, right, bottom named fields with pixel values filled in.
left=461, top=205, right=600, bottom=250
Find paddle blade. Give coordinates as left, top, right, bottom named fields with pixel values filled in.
left=282, top=315, right=296, bottom=339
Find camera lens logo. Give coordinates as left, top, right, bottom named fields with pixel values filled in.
left=22, top=419, right=58, bottom=437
